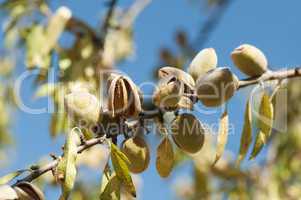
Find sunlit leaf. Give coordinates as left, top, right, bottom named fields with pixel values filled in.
left=156, top=136, right=174, bottom=178
left=236, top=99, right=252, bottom=165
left=55, top=130, right=78, bottom=199
left=99, top=174, right=121, bottom=200
left=25, top=25, right=49, bottom=69
left=44, top=6, right=72, bottom=53
left=34, top=83, right=57, bottom=99
left=0, top=170, right=27, bottom=184
left=249, top=92, right=274, bottom=160
left=0, top=185, right=18, bottom=199
left=213, top=109, right=228, bottom=165
left=110, top=143, right=136, bottom=197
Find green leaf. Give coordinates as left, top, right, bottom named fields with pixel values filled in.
left=156, top=136, right=174, bottom=178
left=110, top=143, right=136, bottom=197
left=249, top=92, right=274, bottom=160
left=55, top=130, right=78, bottom=199
left=0, top=170, right=27, bottom=185
left=213, top=109, right=229, bottom=165
left=236, top=99, right=252, bottom=166
left=99, top=175, right=121, bottom=200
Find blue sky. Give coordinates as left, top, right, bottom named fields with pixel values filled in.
left=1, top=0, right=301, bottom=199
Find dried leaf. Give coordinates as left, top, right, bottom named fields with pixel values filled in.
left=55, top=130, right=78, bottom=199
left=249, top=92, right=274, bottom=160
left=0, top=185, right=18, bottom=200
left=213, top=109, right=229, bottom=165
left=0, top=170, right=27, bottom=185
left=236, top=99, right=252, bottom=165
left=110, top=143, right=136, bottom=197
left=156, top=137, right=174, bottom=178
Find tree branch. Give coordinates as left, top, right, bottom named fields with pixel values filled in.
left=13, top=137, right=105, bottom=185
left=238, top=67, right=301, bottom=89
left=11, top=67, right=301, bottom=185
left=99, top=0, right=119, bottom=48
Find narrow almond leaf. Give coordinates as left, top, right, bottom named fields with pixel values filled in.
left=0, top=185, right=18, bottom=199
left=0, top=170, right=27, bottom=185
left=56, top=130, right=78, bottom=199
left=44, top=7, right=71, bottom=54
left=213, top=109, right=229, bottom=165
left=156, top=136, right=174, bottom=178
left=25, top=25, right=49, bottom=69
left=249, top=92, right=274, bottom=160
left=110, top=143, right=136, bottom=197
left=34, top=83, right=57, bottom=99
left=236, top=99, right=252, bottom=166
left=99, top=175, right=121, bottom=200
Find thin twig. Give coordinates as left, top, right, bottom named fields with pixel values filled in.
left=12, top=67, right=301, bottom=185
left=99, top=0, right=119, bottom=48
left=66, top=17, right=99, bottom=42
left=14, top=137, right=105, bottom=184
left=238, top=67, right=301, bottom=89
left=193, top=0, right=233, bottom=49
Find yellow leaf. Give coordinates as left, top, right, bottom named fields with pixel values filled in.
left=156, top=137, right=174, bottom=178
left=249, top=92, right=274, bottom=160
left=236, top=99, right=252, bottom=165
left=213, top=109, right=229, bottom=165
left=110, top=143, right=136, bottom=197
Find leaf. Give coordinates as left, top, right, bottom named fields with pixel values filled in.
left=99, top=175, right=121, bottom=200
left=236, top=99, right=252, bottom=166
left=156, top=136, right=174, bottom=178
left=0, top=185, right=18, bottom=199
left=110, top=143, right=136, bottom=197
left=44, top=6, right=71, bottom=54
left=213, top=109, right=229, bottom=165
left=34, top=83, right=57, bottom=99
left=249, top=92, right=274, bottom=160
left=55, top=130, right=78, bottom=199
left=0, top=170, right=27, bottom=185
left=25, top=25, right=50, bottom=69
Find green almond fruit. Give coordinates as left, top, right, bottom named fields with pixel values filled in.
left=188, top=48, right=218, bottom=80
left=171, top=113, right=205, bottom=154
left=196, top=67, right=239, bottom=107
left=121, top=136, right=150, bottom=174
left=231, top=44, right=268, bottom=76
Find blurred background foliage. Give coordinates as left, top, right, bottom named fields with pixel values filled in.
left=0, top=0, right=300, bottom=199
